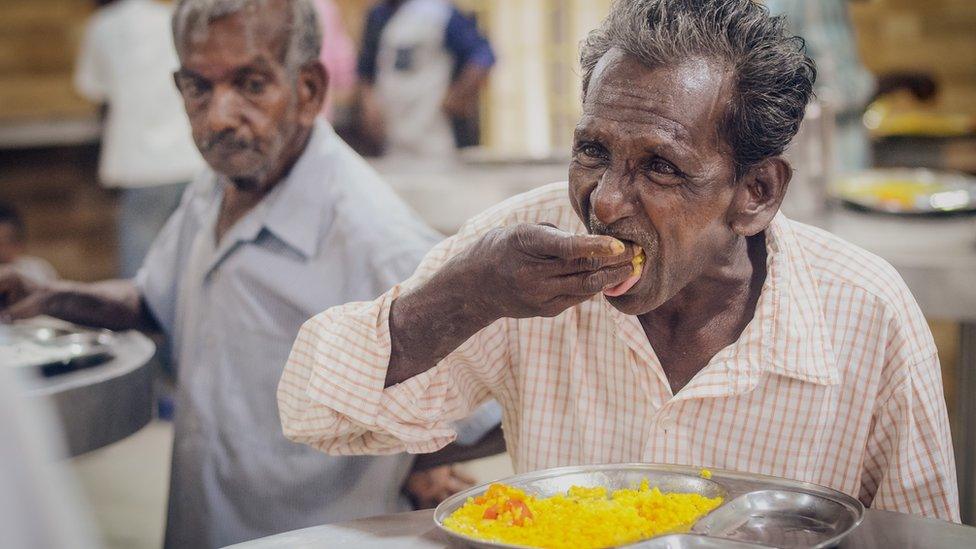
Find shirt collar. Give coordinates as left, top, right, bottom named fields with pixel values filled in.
left=605, top=211, right=839, bottom=398
left=752, top=212, right=838, bottom=386
left=259, top=120, right=340, bottom=259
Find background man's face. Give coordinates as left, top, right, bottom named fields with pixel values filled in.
left=174, top=2, right=303, bottom=190
left=568, top=50, right=741, bottom=315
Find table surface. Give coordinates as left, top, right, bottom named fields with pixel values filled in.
left=21, top=329, right=156, bottom=457
left=227, top=508, right=976, bottom=549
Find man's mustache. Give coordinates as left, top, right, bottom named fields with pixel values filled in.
left=588, top=212, right=659, bottom=263
left=588, top=212, right=648, bottom=245
left=199, top=130, right=258, bottom=153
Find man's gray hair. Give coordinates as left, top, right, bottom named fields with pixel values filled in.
left=172, top=0, right=322, bottom=71
left=580, top=0, right=816, bottom=178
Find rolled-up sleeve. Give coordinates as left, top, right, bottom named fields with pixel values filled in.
left=278, top=212, right=512, bottom=456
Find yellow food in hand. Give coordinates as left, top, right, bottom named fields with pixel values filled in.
left=631, top=246, right=645, bottom=276
left=444, top=479, right=723, bottom=549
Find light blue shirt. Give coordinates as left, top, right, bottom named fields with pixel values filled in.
left=137, top=121, right=444, bottom=548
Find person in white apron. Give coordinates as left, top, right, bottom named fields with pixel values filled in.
left=357, top=0, right=495, bottom=159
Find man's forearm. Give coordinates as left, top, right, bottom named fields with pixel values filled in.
left=43, top=279, right=156, bottom=331
left=386, top=264, right=497, bottom=387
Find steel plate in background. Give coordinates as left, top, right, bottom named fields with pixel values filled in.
left=830, top=168, right=976, bottom=215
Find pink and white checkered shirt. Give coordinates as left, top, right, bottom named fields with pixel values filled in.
left=278, top=182, right=959, bottom=521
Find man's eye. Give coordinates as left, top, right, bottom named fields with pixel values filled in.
left=579, top=144, right=605, bottom=159
left=241, top=77, right=267, bottom=96
left=180, top=78, right=210, bottom=99
left=648, top=159, right=678, bottom=175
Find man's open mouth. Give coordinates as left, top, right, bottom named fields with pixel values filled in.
left=603, top=244, right=644, bottom=297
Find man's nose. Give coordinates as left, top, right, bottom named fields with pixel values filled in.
left=207, top=86, right=242, bottom=133
left=591, top=169, right=638, bottom=227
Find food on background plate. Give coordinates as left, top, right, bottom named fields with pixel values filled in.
left=830, top=169, right=976, bottom=214
left=863, top=95, right=975, bottom=138
left=444, top=476, right=723, bottom=549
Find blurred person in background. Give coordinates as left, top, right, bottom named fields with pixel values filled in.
left=0, top=203, right=58, bottom=284
left=75, top=0, right=204, bottom=278
left=3, top=1, right=496, bottom=546
left=357, top=0, right=496, bottom=158
left=765, top=0, right=937, bottom=173
left=312, top=0, right=358, bottom=122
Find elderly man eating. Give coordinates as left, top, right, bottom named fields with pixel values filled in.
left=0, top=0, right=501, bottom=546
left=279, top=0, right=959, bottom=522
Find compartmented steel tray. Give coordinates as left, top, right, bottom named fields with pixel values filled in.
left=434, top=463, right=864, bottom=549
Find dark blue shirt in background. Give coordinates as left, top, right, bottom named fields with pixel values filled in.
left=357, top=1, right=496, bottom=84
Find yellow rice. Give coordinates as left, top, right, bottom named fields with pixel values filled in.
left=443, top=477, right=723, bottom=549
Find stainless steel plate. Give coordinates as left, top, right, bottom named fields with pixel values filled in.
left=434, top=463, right=863, bottom=549
left=0, top=318, right=115, bottom=372
left=693, top=490, right=859, bottom=547
left=624, top=534, right=772, bottom=548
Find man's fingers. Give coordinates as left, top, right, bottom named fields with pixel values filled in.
left=554, top=264, right=635, bottom=296
left=2, top=295, right=43, bottom=322
left=555, top=244, right=638, bottom=275
left=515, top=224, right=625, bottom=260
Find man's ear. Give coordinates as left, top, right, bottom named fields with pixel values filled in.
left=297, top=61, right=329, bottom=125
left=728, top=157, right=791, bottom=237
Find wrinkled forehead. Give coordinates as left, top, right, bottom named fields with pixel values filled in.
left=581, top=49, right=733, bottom=149
left=178, top=0, right=291, bottom=66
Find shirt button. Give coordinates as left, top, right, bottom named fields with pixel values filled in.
left=659, top=415, right=674, bottom=431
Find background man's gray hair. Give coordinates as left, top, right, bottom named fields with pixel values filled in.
left=172, top=0, right=322, bottom=72
left=580, top=0, right=817, bottom=179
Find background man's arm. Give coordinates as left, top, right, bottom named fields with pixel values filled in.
left=441, top=8, right=495, bottom=119
left=355, top=6, right=388, bottom=150
left=0, top=272, right=156, bottom=332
